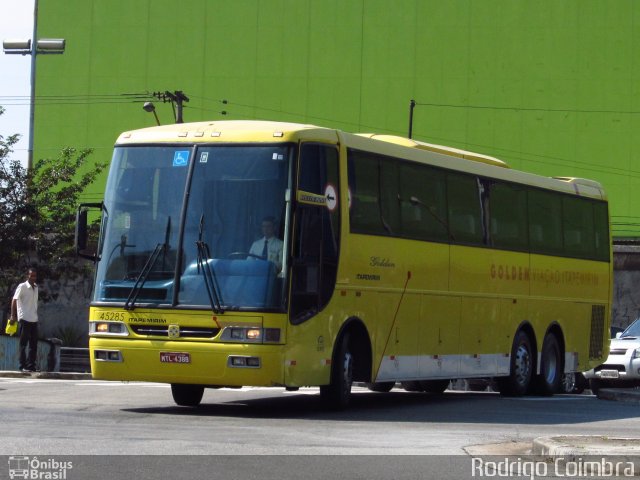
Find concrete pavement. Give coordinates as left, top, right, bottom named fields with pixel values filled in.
left=1, top=370, right=639, bottom=460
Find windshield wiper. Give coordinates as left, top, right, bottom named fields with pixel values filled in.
left=196, top=214, right=224, bottom=314
left=124, top=216, right=171, bottom=310
left=124, top=243, right=165, bottom=310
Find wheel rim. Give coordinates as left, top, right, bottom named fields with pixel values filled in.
left=544, top=348, right=558, bottom=384
left=562, top=372, right=575, bottom=392
left=514, top=343, right=531, bottom=386
left=342, top=351, right=353, bottom=390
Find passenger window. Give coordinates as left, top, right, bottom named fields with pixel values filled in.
left=563, top=196, right=595, bottom=258
left=593, top=202, right=610, bottom=261
left=399, top=163, right=448, bottom=241
left=528, top=189, right=563, bottom=256
left=488, top=182, right=528, bottom=250
left=348, top=151, right=384, bottom=235
left=447, top=174, right=482, bottom=245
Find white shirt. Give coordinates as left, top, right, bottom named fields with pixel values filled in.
left=249, top=236, right=284, bottom=271
left=13, top=281, right=39, bottom=323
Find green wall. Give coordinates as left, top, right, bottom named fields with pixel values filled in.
left=35, top=0, right=640, bottom=236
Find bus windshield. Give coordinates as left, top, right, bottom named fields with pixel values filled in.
left=94, top=144, right=292, bottom=311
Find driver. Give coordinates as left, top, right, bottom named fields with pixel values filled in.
left=249, top=216, right=283, bottom=272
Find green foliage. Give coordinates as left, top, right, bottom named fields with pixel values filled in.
left=0, top=111, right=107, bottom=313
left=51, top=324, right=86, bottom=348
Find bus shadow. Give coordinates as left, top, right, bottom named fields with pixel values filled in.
left=122, top=390, right=639, bottom=424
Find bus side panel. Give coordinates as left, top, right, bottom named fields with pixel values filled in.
left=450, top=246, right=530, bottom=377
left=417, top=294, right=461, bottom=379
left=346, top=237, right=450, bottom=383
left=374, top=292, right=420, bottom=381
left=529, top=254, right=611, bottom=371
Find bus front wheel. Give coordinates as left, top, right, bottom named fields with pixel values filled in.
left=171, top=384, right=204, bottom=407
left=320, top=333, right=353, bottom=409
left=498, top=330, right=533, bottom=396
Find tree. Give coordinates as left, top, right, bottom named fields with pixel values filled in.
left=0, top=107, right=106, bottom=316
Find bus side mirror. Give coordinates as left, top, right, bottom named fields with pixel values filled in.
left=75, top=203, right=103, bottom=261
left=75, top=209, right=88, bottom=252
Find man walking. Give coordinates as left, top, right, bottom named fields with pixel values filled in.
left=8, top=268, right=40, bottom=372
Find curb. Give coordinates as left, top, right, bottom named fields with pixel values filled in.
left=0, top=370, right=92, bottom=380
left=597, top=388, right=640, bottom=405
left=532, top=435, right=640, bottom=467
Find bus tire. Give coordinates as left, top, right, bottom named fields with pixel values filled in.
left=366, top=382, right=395, bottom=392
left=171, top=384, right=204, bottom=407
left=498, top=330, right=533, bottom=396
left=574, top=372, right=587, bottom=394
left=533, top=333, right=563, bottom=395
left=589, top=378, right=606, bottom=395
left=401, top=381, right=423, bottom=392
left=419, top=380, right=449, bottom=394
left=320, top=333, right=353, bottom=409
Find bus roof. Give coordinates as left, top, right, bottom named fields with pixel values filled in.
left=355, top=134, right=509, bottom=168
left=116, top=120, right=326, bottom=144
left=115, top=120, right=606, bottom=201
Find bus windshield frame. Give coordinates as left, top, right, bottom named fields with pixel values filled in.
left=93, top=143, right=294, bottom=312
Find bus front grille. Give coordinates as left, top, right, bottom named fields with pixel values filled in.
left=130, top=325, right=220, bottom=339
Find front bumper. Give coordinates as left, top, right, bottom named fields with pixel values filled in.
left=583, top=355, right=640, bottom=383
left=90, top=337, right=285, bottom=386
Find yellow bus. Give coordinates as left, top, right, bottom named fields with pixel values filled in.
left=76, top=120, right=611, bottom=408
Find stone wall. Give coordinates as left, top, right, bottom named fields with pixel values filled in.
left=35, top=273, right=93, bottom=348
left=612, top=244, right=640, bottom=330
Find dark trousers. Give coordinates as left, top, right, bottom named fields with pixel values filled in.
left=19, top=320, right=38, bottom=370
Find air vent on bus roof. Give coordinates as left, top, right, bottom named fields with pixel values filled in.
left=553, top=177, right=604, bottom=189
left=553, top=177, right=606, bottom=199
left=356, top=134, right=509, bottom=168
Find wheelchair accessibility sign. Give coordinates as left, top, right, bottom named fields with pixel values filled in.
left=173, top=150, right=190, bottom=167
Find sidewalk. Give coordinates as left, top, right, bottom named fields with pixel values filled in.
left=531, top=388, right=640, bottom=463
left=0, top=370, right=92, bottom=380
left=533, top=435, right=640, bottom=463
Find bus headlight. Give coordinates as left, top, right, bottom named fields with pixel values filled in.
left=89, top=321, right=129, bottom=337
left=221, top=327, right=281, bottom=344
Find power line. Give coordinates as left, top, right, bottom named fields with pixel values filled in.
left=413, top=101, right=640, bottom=115
left=187, top=96, right=640, bottom=182
left=5, top=92, right=640, bottom=184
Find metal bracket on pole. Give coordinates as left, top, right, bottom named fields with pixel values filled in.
left=408, top=99, right=416, bottom=139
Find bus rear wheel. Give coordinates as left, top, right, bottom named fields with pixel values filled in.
left=498, top=330, right=533, bottom=396
left=366, top=382, right=395, bottom=392
left=533, top=333, right=563, bottom=395
left=320, top=333, right=353, bottom=409
left=171, top=384, right=204, bottom=407
left=420, top=380, right=449, bottom=394
left=401, top=381, right=423, bottom=392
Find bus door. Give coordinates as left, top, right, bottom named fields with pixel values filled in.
left=290, top=143, right=340, bottom=324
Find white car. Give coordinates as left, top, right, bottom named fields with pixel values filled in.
left=584, top=318, right=640, bottom=393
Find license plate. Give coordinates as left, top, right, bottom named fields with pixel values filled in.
left=160, top=352, right=191, bottom=364
left=600, top=369, right=619, bottom=379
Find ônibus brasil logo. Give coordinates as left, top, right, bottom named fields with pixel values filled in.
left=8, top=456, right=73, bottom=480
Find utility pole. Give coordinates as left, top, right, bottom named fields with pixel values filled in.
left=152, top=91, right=190, bottom=123
left=408, top=99, right=416, bottom=139
left=2, top=0, right=66, bottom=169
